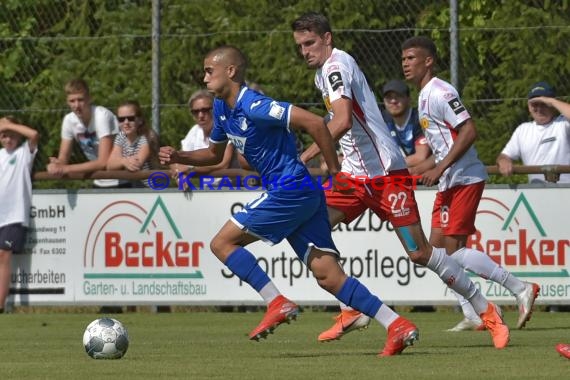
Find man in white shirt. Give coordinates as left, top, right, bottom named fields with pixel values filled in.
left=496, top=81, right=570, bottom=184
left=47, top=78, right=124, bottom=313
left=47, top=78, right=119, bottom=188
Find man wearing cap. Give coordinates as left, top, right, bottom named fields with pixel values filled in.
left=496, top=81, right=570, bottom=184
left=381, top=79, right=431, bottom=174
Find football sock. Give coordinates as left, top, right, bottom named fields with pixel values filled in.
left=339, top=303, right=354, bottom=311
left=452, top=247, right=526, bottom=295
left=336, top=277, right=384, bottom=320
left=375, top=304, right=399, bottom=329
left=451, top=291, right=483, bottom=322
left=259, top=283, right=281, bottom=304
left=337, top=295, right=396, bottom=328
left=224, top=247, right=274, bottom=302
left=427, top=247, right=488, bottom=314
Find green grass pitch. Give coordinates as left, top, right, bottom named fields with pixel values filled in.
left=1, top=309, right=568, bottom=379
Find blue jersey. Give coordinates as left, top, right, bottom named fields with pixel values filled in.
left=381, top=107, right=422, bottom=157
left=210, top=86, right=314, bottom=192
left=210, top=86, right=337, bottom=260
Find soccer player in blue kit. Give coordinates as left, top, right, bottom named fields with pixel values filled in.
left=159, top=45, right=420, bottom=356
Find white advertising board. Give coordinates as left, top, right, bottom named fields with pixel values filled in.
left=11, top=187, right=569, bottom=306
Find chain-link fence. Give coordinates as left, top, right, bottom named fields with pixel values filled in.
left=1, top=0, right=569, bottom=185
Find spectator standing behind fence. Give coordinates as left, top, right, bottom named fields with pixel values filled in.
left=106, top=100, right=159, bottom=188
left=171, top=90, right=239, bottom=187
left=496, top=81, right=570, bottom=184
left=47, top=78, right=124, bottom=188
left=0, top=117, right=39, bottom=313
left=380, top=79, right=431, bottom=175
left=401, top=36, right=539, bottom=332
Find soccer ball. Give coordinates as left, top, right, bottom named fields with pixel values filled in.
left=83, top=317, right=129, bottom=359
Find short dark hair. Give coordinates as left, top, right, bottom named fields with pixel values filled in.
left=206, top=45, right=248, bottom=82
left=402, top=36, right=438, bottom=60
left=291, top=11, right=332, bottom=36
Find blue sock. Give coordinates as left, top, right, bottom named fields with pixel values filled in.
left=336, top=277, right=382, bottom=316
left=224, top=247, right=271, bottom=292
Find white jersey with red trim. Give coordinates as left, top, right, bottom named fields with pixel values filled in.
left=315, top=48, right=406, bottom=178
left=418, top=77, right=487, bottom=191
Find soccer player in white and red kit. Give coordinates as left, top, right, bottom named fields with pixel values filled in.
left=292, top=12, right=509, bottom=351
left=401, top=36, right=539, bottom=331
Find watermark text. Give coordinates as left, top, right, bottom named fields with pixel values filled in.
left=147, top=172, right=422, bottom=192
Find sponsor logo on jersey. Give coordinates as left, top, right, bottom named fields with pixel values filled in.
left=447, top=97, right=466, bottom=115
left=327, top=71, right=343, bottom=92
left=227, top=133, right=247, bottom=154
left=269, top=101, right=285, bottom=120
left=250, top=100, right=262, bottom=110
left=420, top=117, right=430, bottom=129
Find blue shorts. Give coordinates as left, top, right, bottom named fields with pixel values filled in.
left=231, top=189, right=338, bottom=263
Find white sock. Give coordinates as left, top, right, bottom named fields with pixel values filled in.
left=427, top=247, right=488, bottom=314
left=339, top=303, right=354, bottom=312
left=259, top=282, right=280, bottom=304
left=452, top=291, right=483, bottom=322
left=454, top=248, right=526, bottom=295
left=374, top=303, right=399, bottom=329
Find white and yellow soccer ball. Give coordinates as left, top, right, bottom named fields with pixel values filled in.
left=83, top=317, right=129, bottom=359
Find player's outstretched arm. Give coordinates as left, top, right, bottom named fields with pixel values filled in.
left=159, top=141, right=226, bottom=167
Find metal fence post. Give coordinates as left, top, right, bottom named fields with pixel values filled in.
left=152, top=0, right=161, bottom=135
left=449, top=0, right=459, bottom=89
